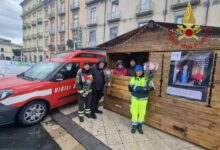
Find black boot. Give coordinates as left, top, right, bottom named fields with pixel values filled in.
left=79, top=117, right=84, bottom=122
left=95, top=110, right=103, bottom=114
left=138, top=123, right=144, bottom=134
left=91, top=113, right=97, bottom=119
left=85, top=113, right=91, bottom=118
left=131, top=125, right=137, bottom=134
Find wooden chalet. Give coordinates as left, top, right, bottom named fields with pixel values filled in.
left=98, top=19, right=220, bottom=150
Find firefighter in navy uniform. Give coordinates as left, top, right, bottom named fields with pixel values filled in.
left=128, top=65, right=155, bottom=134
left=90, top=59, right=107, bottom=119
left=76, top=62, right=93, bottom=122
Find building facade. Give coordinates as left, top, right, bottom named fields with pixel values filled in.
left=83, top=0, right=220, bottom=46
left=20, top=0, right=85, bottom=63
left=0, top=38, right=22, bottom=61
left=21, top=0, right=220, bottom=61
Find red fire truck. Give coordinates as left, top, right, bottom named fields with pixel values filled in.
left=0, top=49, right=106, bottom=126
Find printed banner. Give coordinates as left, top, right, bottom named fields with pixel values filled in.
left=167, top=51, right=214, bottom=101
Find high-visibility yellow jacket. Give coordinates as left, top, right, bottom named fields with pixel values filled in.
left=128, top=75, right=154, bottom=100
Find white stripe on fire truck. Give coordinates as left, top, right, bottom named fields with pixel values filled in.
left=0, top=89, right=52, bottom=105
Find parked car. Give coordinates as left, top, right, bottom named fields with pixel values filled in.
left=0, top=49, right=106, bottom=126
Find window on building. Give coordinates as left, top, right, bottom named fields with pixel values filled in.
left=38, top=24, right=42, bottom=32
left=39, top=55, right=43, bottom=61
left=175, top=16, right=183, bottom=24
left=51, top=4, right=55, bottom=13
left=38, top=10, right=42, bottom=17
left=39, top=39, right=43, bottom=47
left=89, top=31, right=96, bottom=42
left=0, top=48, right=4, bottom=52
left=34, top=55, right=37, bottom=63
left=51, top=37, right=55, bottom=45
left=89, top=30, right=96, bottom=46
left=45, top=38, right=48, bottom=47
left=60, top=1, right=65, bottom=11
left=45, top=22, right=48, bottom=32
left=51, top=21, right=55, bottom=32
left=140, top=0, right=150, bottom=10
left=110, top=27, right=118, bottom=40
left=61, top=18, right=65, bottom=31
left=29, top=56, right=32, bottom=62
left=45, top=7, right=48, bottom=17
left=60, top=35, right=65, bottom=46
left=111, top=1, right=119, bottom=13
left=89, top=7, right=96, bottom=23
left=73, top=14, right=79, bottom=29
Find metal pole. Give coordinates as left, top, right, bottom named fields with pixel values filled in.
left=36, top=8, right=39, bottom=63
left=21, top=48, right=23, bottom=62
left=73, top=40, right=76, bottom=51
left=37, top=47, right=39, bottom=62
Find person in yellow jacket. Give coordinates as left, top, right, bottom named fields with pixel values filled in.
left=128, top=65, right=155, bottom=134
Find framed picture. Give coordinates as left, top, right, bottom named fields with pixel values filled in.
left=167, top=51, right=214, bottom=102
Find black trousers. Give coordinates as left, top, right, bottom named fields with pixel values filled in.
left=90, top=90, right=103, bottom=114
left=78, top=93, right=92, bottom=117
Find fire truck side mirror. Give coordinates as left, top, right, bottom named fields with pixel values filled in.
left=54, top=73, right=64, bottom=82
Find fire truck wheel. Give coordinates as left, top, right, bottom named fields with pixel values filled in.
left=17, top=101, right=48, bottom=126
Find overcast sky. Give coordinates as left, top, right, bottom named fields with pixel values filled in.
left=0, top=0, right=23, bottom=45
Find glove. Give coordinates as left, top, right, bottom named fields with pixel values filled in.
left=143, top=87, right=149, bottom=92
left=82, top=91, right=89, bottom=97
left=149, top=87, right=155, bottom=92
left=134, top=86, right=144, bottom=92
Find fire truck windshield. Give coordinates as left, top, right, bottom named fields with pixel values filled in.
left=19, top=61, right=62, bottom=81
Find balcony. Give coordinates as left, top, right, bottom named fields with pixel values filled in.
left=71, top=2, right=80, bottom=11
left=136, top=1, right=153, bottom=17
left=32, top=21, right=37, bottom=26
left=59, top=26, right=65, bottom=33
left=26, top=35, right=31, bottom=40
left=32, top=34, right=37, bottom=39
left=171, top=0, right=200, bottom=10
left=49, top=29, right=55, bottom=35
left=23, top=23, right=27, bottom=29
left=85, top=0, right=100, bottom=5
left=87, top=18, right=98, bottom=27
left=48, top=44, right=55, bottom=51
left=57, top=44, right=65, bottom=51
left=87, top=41, right=96, bottom=47
left=58, top=8, right=66, bottom=16
left=37, top=32, right=43, bottom=38
left=72, top=22, right=80, bottom=31
left=107, top=11, right=121, bottom=23
left=27, top=23, right=31, bottom=28
left=49, top=12, right=55, bottom=19
left=37, top=18, right=43, bottom=24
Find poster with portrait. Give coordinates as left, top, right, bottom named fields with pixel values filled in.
left=167, top=51, right=214, bottom=102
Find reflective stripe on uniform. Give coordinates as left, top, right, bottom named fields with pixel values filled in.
left=85, top=109, right=91, bottom=114
left=132, top=122, right=138, bottom=126
left=78, top=90, right=84, bottom=94
left=78, top=110, right=84, bottom=117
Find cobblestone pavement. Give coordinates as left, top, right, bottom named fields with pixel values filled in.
left=50, top=101, right=206, bottom=150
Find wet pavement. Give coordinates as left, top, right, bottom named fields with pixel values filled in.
left=0, top=124, right=61, bottom=150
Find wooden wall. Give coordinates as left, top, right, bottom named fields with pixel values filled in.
left=147, top=50, right=220, bottom=150
left=104, top=27, right=220, bottom=149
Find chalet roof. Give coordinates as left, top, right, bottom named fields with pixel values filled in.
left=98, top=20, right=220, bottom=49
